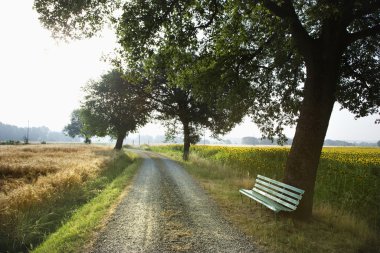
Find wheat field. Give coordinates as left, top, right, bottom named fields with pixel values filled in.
left=0, top=144, right=115, bottom=212
left=0, top=144, right=124, bottom=251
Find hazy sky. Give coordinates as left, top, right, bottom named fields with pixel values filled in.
left=0, top=1, right=379, bottom=142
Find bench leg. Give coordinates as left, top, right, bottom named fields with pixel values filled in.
left=274, top=213, right=279, bottom=249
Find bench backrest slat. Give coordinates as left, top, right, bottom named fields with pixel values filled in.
left=254, top=183, right=299, bottom=205
left=258, top=175, right=305, bottom=194
left=252, top=188, right=297, bottom=210
left=251, top=175, right=305, bottom=210
left=255, top=179, right=302, bottom=200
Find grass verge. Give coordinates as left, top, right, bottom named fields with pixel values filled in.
left=32, top=151, right=140, bottom=253
left=151, top=146, right=380, bottom=253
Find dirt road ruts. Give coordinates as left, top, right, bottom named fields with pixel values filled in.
left=91, top=150, right=258, bottom=253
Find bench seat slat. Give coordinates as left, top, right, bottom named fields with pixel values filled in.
left=252, top=187, right=297, bottom=210
left=254, top=183, right=300, bottom=205
left=248, top=191, right=292, bottom=212
left=255, top=179, right=302, bottom=200
left=258, top=175, right=304, bottom=194
left=239, top=189, right=292, bottom=212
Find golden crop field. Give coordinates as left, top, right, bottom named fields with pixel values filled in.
left=0, top=144, right=115, bottom=212
left=0, top=144, right=124, bottom=251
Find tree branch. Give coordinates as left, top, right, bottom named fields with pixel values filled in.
left=150, top=93, right=178, bottom=111
left=194, top=0, right=219, bottom=29
left=261, top=0, right=314, bottom=57
left=157, top=0, right=180, bottom=25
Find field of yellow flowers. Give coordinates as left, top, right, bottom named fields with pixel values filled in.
left=159, top=145, right=380, bottom=230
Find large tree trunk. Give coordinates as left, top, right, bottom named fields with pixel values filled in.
left=182, top=121, right=190, bottom=160
left=114, top=132, right=126, bottom=150
left=283, top=46, right=342, bottom=220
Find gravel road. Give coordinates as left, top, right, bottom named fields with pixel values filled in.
left=91, top=150, right=258, bottom=253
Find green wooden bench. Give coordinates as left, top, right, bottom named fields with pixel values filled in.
left=239, top=175, right=305, bottom=213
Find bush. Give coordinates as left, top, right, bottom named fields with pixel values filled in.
left=0, top=140, right=21, bottom=145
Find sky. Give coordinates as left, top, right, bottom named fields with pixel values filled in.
left=0, top=1, right=379, bottom=142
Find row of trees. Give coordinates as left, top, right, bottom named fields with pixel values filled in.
left=35, top=0, right=379, bottom=220
left=0, top=122, right=80, bottom=142
left=65, top=54, right=244, bottom=160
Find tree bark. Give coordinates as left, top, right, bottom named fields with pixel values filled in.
left=84, top=137, right=91, bottom=144
left=283, top=46, right=342, bottom=220
left=182, top=121, right=191, bottom=160
left=114, top=132, right=126, bottom=150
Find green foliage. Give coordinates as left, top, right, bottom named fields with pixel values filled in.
left=33, top=0, right=380, bottom=140
left=63, top=109, right=92, bottom=143
left=115, top=0, right=379, bottom=141
left=81, top=69, right=152, bottom=140
left=63, top=109, right=82, bottom=138
left=136, top=47, right=249, bottom=145
left=33, top=0, right=118, bottom=40
left=115, top=0, right=302, bottom=142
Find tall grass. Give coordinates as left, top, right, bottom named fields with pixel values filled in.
left=32, top=153, right=140, bottom=253
left=0, top=144, right=134, bottom=252
left=151, top=145, right=380, bottom=253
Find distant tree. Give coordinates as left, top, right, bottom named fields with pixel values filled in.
left=0, top=122, right=77, bottom=142
left=324, top=139, right=354, bottom=147
left=64, top=109, right=92, bottom=143
left=242, top=137, right=260, bottom=145
left=81, top=69, right=151, bottom=150
left=377, top=140, right=380, bottom=147
left=223, top=139, right=232, bottom=144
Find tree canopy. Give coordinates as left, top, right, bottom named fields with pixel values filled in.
left=63, top=109, right=92, bottom=143
left=81, top=69, right=152, bottom=149
left=115, top=0, right=379, bottom=126
left=34, top=0, right=379, bottom=139
left=33, top=0, right=118, bottom=39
